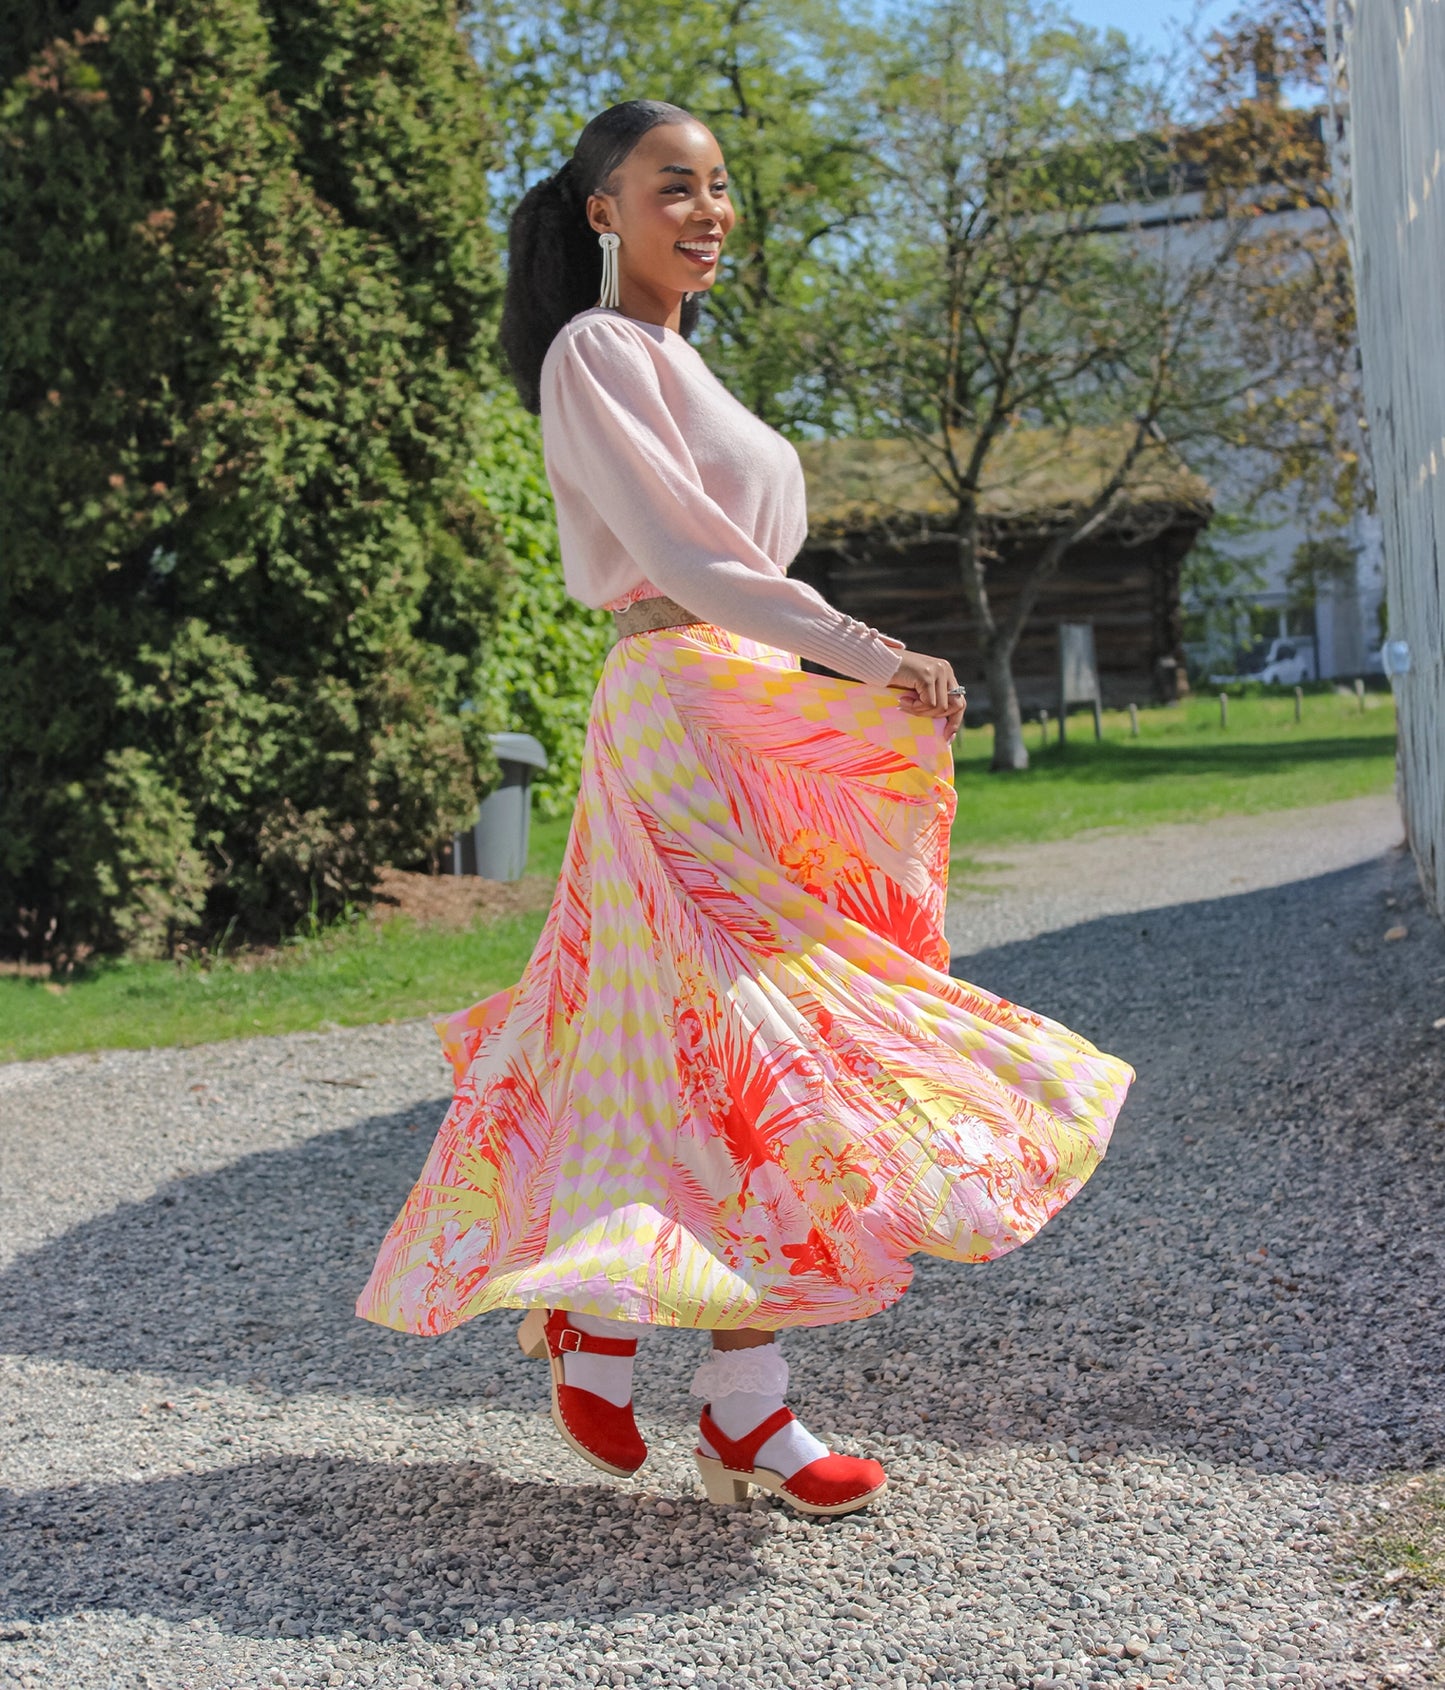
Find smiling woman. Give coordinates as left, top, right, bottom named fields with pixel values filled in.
left=497, top=100, right=719, bottom=412
left=583, top=122, right=734, bottom=307
left=356, top=99, right=1132, bottom=1522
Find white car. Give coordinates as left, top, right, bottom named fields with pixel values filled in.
left=1248, top=637, right=1317, bottom=685
left=1207, top=636, right=1318, bottom=687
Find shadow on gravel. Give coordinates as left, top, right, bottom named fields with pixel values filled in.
left=0, top=1453, right=780, bottom=1638
left=1, top=847, right=1442, bottom=1489
left=0, top=1080, right=540, bottom=1414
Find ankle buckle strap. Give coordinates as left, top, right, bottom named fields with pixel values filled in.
left=545, top=1309, right=639, bottom=1358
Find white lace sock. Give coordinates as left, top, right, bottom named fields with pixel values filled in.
left=559, top=1311, right=640, bottom=1409
left=690, top=1342, right=828, bottom=1482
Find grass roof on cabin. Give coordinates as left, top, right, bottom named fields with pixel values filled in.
left=797, top=429, right=1213, bottom=538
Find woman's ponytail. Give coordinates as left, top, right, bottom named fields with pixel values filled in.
left=499, top=101, right=704, bottom=414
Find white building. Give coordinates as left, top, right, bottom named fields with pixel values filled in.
left=1090, top=112, right=1385, bottom=685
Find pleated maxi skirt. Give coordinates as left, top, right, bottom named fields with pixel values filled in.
left=355, top=624, right=1134, bottom=1335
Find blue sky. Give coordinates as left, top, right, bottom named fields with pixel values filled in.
left=1064, top=0, right=1237, bottom=56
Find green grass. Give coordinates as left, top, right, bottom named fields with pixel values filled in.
left=0, top=909, right=550, bottom=1066
left=525, top=811, right=574, bottom=880
left=1, top=690, right=1396, bottom=1065
left=951, top=687, right=1397, bottom=855
left=0, top=819, right=573, bottom=1066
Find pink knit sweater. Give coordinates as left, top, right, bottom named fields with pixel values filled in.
left=538, top=307, right=905, bottom=687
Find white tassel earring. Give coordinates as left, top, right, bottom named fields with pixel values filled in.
left=597, top=231, right=621, bottom=310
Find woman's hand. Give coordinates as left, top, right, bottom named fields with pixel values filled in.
left=888, top=647, right=966, bottom=736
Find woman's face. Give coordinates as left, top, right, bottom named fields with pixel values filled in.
left=586, top=120, right=736, bottom=316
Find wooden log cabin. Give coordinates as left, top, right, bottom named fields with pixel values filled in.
left=791, top=433, right=1212, bottom=718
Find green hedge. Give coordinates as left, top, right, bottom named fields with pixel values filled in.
left=0, top=0, right=507, bottom=964
left=468, top=398, right=615, bottom=819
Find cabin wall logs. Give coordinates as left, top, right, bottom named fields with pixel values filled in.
left=792, top=518, right=1199, bottom=718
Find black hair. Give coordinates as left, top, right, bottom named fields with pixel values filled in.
left=499, top=100, right=705, bottom=413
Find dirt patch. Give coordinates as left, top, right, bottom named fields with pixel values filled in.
left=366, top=867, right=557, bottom=930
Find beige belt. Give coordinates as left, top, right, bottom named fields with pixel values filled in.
left=612, top=594, right=706, bottom=636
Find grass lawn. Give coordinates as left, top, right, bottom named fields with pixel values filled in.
left=0, top=908, right=551, bottom=1067
left=1, top=813, right=581, bottom=1065
left=951, top=687, right=1397, bottom=855
left=1, top=687, right=1396, bottom=1065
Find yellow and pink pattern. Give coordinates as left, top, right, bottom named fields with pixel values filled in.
left=356, top=625, right=1134, bottom=1335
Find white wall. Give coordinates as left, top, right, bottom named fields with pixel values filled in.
left=1344, top=0, right=1445, bottom=916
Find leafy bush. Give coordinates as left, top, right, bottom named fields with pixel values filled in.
left=53, top=747, right=212, bottom=961
left=467, top=397, right=615, bottom=819
left=0, top=0, right=508, bottom=963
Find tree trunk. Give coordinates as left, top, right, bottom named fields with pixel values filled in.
left=985, top=635, right=1029, bottom=771
left=953, top=510, right=1029, bottom=773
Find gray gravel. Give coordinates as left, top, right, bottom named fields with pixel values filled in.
left=944, top=792, right=1404, bottom=954
left=3, top=795, right=1443, bottom=1690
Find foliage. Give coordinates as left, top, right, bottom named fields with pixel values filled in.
left=1285, top=533, right=1356, bottom=611
left=1181, top=519, right=1265, bottom=663
left=51, top=746, right=213, bottom=961
left=471, top=0, right=1366, bottom=784
left=788, top=0, right=1363, bottom=775
left=1183, top=0, right=1368, bottom=518
left=1178, top=508, right=1274, bottom=680
left=468, top=0, right=878, bottom=429
left=467, top=397, right=614, bottom=817
left=0, top=0, right=506, bottom=965
left=808, top=0, right=1257, bottom=771
left=1181, top=508, right=1273, bottom=609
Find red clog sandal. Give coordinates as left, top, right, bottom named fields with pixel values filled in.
left=693, top=1404, right=886, bottom=1517
left=517, top=1307, right=647, bottom=1478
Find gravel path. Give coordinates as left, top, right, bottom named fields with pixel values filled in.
left=945, top=792, right=1404, bottom=954
left=3, top=794, right=1443, bottom=1690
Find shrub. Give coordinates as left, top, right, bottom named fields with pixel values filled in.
left=467, top=397, right=614, bottom=819
left=53, top=747, right=211, bottom=962
left=0, top=0, right=506, bottom=962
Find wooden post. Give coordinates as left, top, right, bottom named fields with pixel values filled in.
left=1129, top=702, right=1140, bottom=738
left=1294, top=686, right=1303, bottom=723
left=1038, top=708, right=1049, bottom=746
left=1092, top=698, right=1103, bottom=740
left=1219, top=691, right=1229, bottom=730
left=1355, top=677, right=1366, bottom=711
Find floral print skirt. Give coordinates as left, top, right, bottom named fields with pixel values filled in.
left=355, top=625, right=1134, bottom=1334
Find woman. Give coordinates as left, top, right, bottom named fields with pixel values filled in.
left=357, top=100, right=1134, bottom=1519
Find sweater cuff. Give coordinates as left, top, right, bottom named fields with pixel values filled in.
left=801, top=613, right=906, bottom=686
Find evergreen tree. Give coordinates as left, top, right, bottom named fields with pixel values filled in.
left=0, top=0, right=506, bottom=963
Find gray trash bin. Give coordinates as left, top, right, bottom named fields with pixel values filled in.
left=448, top=731, right=548, bottom=882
